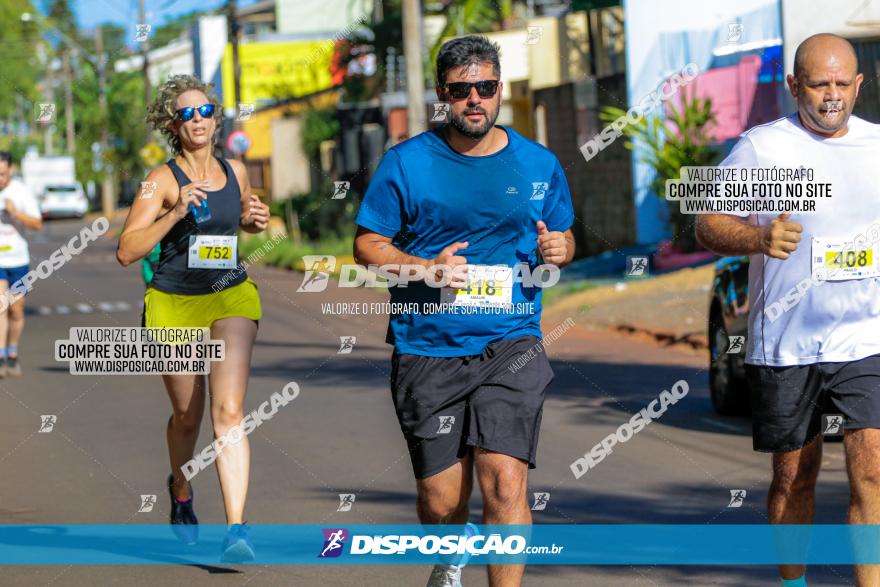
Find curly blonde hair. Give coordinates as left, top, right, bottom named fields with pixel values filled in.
left=146, top=74, right=223, bottom=155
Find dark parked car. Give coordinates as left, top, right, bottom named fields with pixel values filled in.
left=708, top=256, right=750, bottom=415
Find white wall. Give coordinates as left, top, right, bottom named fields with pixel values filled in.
left=198, top=15, right=228, bottom=84
left=115, top=15, right=227, bottom=98
left=481, top=29, right=530, bottom=100
left=271, top=117, right=311, bottom=200
left=276, top=0, right=371, bottom=36
left=114, top=38, right=194, bottom=85
left=783, top=0, right=880, bottom=76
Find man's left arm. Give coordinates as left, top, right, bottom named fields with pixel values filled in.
left=7, top=186, right=43, bottom=231
left=537, top=223, right=575, bottom=267
left=538, top=158, right=576, bottom=267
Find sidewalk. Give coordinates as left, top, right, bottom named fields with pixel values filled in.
left=544, top=264, right=716, bottom=350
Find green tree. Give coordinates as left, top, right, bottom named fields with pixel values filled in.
left=371, top=0, right=511, bottom=92
left=80, top=23, right=130, bottom=66
left=364, top=0, right=403, bottom=99
left=67, top=20, right=142, bottom=186
left=47, top=0, right=78, bottom=41
left=302, top=108, right=340, bottom=159
left=106, top=71, right=148, bottom=183
left=273, top=107, right=344, bottom=243
left=602, top=91, right=719, bottom=252
left=66, top=66, right=149, bottom=192
left=46, top=0, right=79, bottom=157
left=371, top=0, right=403, bottom=64
left=428, top=0, right=512, bottom=83
left=0, top=0, right=41, bottom=122
left=70, top=63, right=101, bottom=184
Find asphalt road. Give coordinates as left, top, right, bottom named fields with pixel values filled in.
left=0, top=219, right=857, bottom=586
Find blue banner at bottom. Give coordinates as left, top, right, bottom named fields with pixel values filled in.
left=2, top=524, right=880, bottom=565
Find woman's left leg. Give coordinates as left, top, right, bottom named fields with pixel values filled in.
left=208, top=316, right=258, bottom=524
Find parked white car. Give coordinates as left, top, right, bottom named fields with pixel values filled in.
left=39, top=183, right=88, bottom=218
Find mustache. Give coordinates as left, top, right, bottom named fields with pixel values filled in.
left=462, top=107, right=487, bottom=116
left=820, top=100, right=844, bottom=110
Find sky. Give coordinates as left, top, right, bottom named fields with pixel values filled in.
left=71, top=0, right=259, bottom=30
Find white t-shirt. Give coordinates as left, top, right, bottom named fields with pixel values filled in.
left=0, top=178, right=41, bottom=268
left=721, top=114, right=880, bottom=366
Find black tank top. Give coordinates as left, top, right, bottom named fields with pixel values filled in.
left=150, top=157, right=248, bottom=295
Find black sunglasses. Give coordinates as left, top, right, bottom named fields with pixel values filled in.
left=444, top=80, right=499, bottom=100
left=176, top=103, right=216, bottom=122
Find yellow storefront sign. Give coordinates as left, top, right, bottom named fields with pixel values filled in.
left=221, top=41, right=335, bottom=110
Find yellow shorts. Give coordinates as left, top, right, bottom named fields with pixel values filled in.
left=143, top=278, right=262, bottom=329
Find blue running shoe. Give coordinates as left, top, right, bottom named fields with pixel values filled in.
left=221, top=523, right=256, bottom=563
left=426, top=522, right=480, bottom=587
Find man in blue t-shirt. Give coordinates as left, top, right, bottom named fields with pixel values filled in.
left=354, top=35, right=575, bottom=587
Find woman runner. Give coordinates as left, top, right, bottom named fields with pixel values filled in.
left=116, top=74, right=269, bottom=562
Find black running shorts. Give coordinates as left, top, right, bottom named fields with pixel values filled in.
left=390, top=335, right=554, bottom=479
left=746, top=354, right=880, bottom=452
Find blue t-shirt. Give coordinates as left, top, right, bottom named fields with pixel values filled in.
left=355, top=125, right=575, bottom=357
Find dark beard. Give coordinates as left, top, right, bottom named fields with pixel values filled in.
left=449, top=107, right=499, bottom=139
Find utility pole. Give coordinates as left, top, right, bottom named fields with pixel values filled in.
left=139, top=0, right=151, bottom=106
left=402, top=0, right=425, bottom=136
left=373, top=0, right=383, bottom=23
left=15, top=95, right=23, bottom=138
left=42, top=42, right=53, bottom=156
left=95, top=25, right=115, bottom=217
left=24, top=12, right=110, bottom=161
left=227, top=0, right=242, bottom=132
left=62, top=48, right=75, bottom=154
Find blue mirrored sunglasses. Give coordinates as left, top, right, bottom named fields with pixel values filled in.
left=176, top=103, right=216, bottom=122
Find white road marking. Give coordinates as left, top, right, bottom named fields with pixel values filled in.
left=35, top=302, right=135, bottom=316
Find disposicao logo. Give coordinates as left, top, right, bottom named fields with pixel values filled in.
left=319, top=528, right=348, bottom=558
